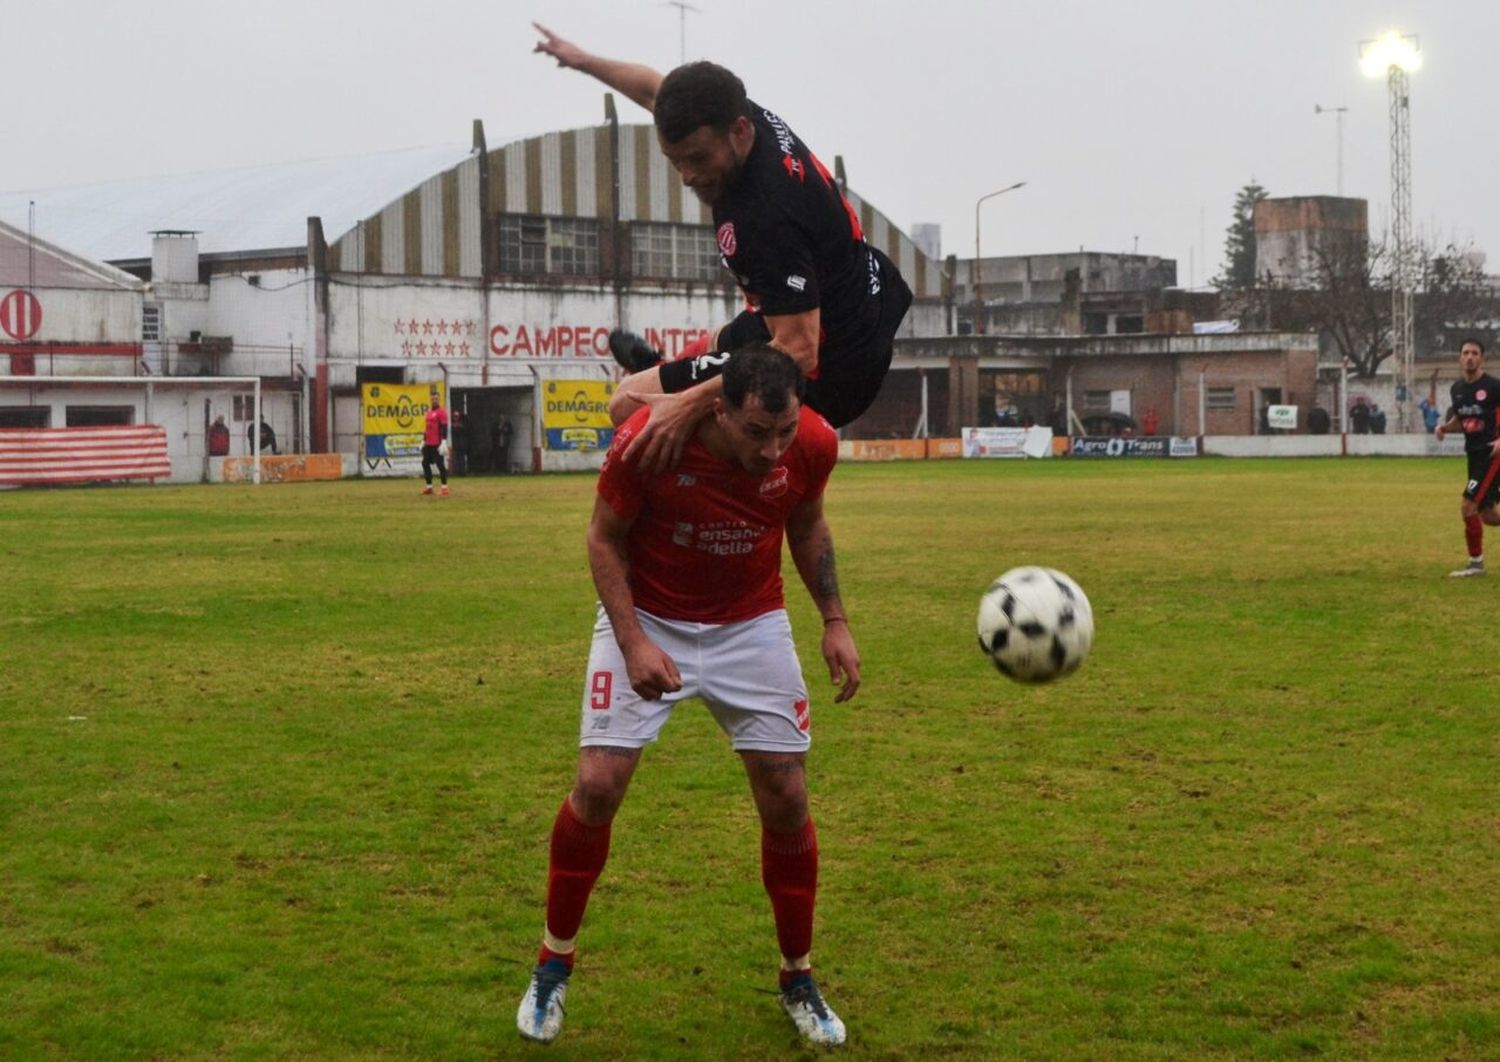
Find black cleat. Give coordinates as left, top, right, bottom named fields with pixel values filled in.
left=608, top=329, right=664, bottom=373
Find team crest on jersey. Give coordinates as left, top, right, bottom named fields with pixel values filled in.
left=1479, top=389, right=1488, bottom=401
left=759, top=466, right=789, bottom=499
left=717, top=222, right=737, bottom=257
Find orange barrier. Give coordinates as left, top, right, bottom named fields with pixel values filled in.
left=221, top=453, right=344, bottom=484
left=841, top=437, right=963, bottom=462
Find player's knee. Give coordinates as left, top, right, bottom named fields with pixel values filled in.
left=570, top=779, right=625, bottom=825
left=744, top=756, right=809, bottom=831
left=572, top=752, right=636, bottom=823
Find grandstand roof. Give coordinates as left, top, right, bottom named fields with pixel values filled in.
left=0, top=144, right=473, bottom=264
left=0, top=217, right=142, bottom=290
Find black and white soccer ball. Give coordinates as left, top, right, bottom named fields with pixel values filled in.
left=977, top=567, right=1094, bottom=683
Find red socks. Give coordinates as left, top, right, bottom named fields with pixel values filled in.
left=543, top=800, right=818, bottom=973
left=762, top=818, right=819, bottom=964
left=544, top=797, right=612, bottom=946
left=1465, top=514, right=1484, bottom=558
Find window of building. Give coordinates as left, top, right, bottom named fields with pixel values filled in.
left=498, top=215, right=599, bottom=276
left=0, top=406, right=49, bottom=428
left=1206, top=386, right=1236, bottom=411
left=631, top=223, right=724, bottom=281
left=66, top=406, right=134, bottom=427
left=232, top=394, right=256, bottom=423
left=142, top=305, right=162, bottom=342
left=1083, top=390, right=1112, bottom=412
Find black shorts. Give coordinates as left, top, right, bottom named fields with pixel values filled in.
left=806, top=250, right=914, bottom=428
left=1462, top=449, right=1500, bottom=506
left=422, top=444, right=444, bottom=464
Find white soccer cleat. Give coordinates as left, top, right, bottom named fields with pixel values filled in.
left=1449, top=558, right=1485, bottom=578
left=516, top=958, right=571, bottom=1043
left=779, top=972, right=846, bottom=1046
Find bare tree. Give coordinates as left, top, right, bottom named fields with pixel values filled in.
left=1269, top=238, right=1495, bottom=378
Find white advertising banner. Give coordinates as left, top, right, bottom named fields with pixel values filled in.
left=963, top=426, right=1053, bottom=458
left=1266, top=404, right=1298, bottom=430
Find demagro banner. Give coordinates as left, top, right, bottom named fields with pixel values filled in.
left=362, top=382, right=445, bottom=476
left=542, top=379, right=615, bottom=451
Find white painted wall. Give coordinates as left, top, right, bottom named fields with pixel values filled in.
left=6, top=286, right=139, bottom=344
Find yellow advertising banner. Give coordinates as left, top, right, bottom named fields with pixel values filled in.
left=362, top=382, right=445, bottom=472
left=542, top=378, right=615, bottom=451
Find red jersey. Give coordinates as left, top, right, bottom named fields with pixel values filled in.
left=423, top=405, right=448, bottom=446
left=596, top=405, right=838, bottom=623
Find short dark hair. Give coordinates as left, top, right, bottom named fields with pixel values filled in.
left=722, top=345, right=803, bottom=415
left=1460, top=337, right=1486, bottom=355
left=654, top=61, right=749, bottom=143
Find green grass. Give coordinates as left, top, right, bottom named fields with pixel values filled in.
left=1, top=458, right=1496, bottom=1059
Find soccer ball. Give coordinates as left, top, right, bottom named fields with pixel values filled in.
left=977, top=567, right=1094, bottom=683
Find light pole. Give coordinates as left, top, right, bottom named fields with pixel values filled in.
left=1313, top=103, right=1349, bottom=196
left=1360, top=30, right=1420, bottom=432
left=973, top=181, right=1026, bottom=335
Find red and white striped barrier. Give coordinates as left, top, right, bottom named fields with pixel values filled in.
left=0, top=425, right=172, bottom=486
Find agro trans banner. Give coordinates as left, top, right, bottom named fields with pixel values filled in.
left=362, top=382, right=445, bottom=476
left=543, top=379, right=615, bottom=451
left=1070, top=436, right=1171, bottom=457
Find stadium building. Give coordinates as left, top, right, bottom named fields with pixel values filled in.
left=0, top=104, right=945, bottom=481
left=3, top=103, right=1360, bottom=483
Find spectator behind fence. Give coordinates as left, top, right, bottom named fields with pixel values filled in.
left=208, top=415, right=230, bottom=457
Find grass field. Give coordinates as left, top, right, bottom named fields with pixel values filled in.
left=1, top=457, right=1496, bottom=1059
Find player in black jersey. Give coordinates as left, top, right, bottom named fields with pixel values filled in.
left=533, top=24, right=912, bottom=472
left=1434, top=338, right=1500, bottom=577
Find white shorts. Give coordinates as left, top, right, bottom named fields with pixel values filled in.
left=578, top=607, right=812, bottom=753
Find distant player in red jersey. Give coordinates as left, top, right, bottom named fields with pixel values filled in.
left=516, top=347, right=859, bottom=1047
left=421, top=389, right=450, bottom=496
left=1435, top=338, right=1500, bottom=576
left=533, top=24, right=912, bottom=472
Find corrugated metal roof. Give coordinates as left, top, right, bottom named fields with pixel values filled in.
left=0, top=218, right=142, bottom=290
left=0, top=145, right=473, bottom=264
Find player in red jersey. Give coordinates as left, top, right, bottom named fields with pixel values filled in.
left=516, top=348, right=858, bottom=1048
left=1434, top=338, right=1500, bottom=576
left=420, top=389, right=450, bottom=496
left=533, top=24, right=912, bottom=472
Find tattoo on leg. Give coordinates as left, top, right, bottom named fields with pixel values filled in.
left=744, top=753, right=805, bottom=778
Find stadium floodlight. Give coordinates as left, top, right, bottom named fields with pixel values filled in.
left=1359, top=31, right=1422, bottom=77
left=1359, top=30, right=1420, bottom=431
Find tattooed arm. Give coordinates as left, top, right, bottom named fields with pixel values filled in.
left=786, top=494, right=860, bottom=703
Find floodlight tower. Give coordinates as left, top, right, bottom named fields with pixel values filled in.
left=1360, top=31, right=1421, bottom=431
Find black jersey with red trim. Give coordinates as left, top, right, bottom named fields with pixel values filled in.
left=712, top=102, right=880, bottom=360
left=1447, top=373, right=1500, bottom=453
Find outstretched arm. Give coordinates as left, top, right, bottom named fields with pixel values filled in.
left=786, top=495, right=860, bottom=703
left=533, top=22, right=663, bottom=113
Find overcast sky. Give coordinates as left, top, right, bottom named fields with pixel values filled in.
left=2, top=0, right=1495, bottom=286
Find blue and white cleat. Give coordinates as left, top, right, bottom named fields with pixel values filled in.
left=516, top=957, right=571, bottom=1043
left=779, top=972, right=846, bottom=1046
